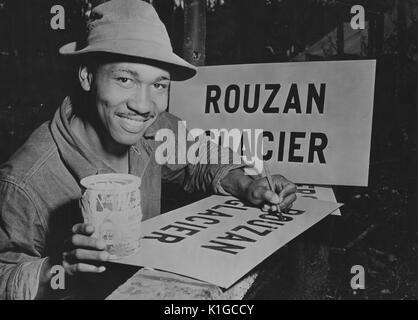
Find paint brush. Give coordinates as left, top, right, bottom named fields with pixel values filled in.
left=264, top=163, right=283, bottom=218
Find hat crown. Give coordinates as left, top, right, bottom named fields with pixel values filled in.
left=89, top=0, right=161, bottom=27
left=87, top=0, right=172, bottom=49
left=59, top=0, right=197, bottom=81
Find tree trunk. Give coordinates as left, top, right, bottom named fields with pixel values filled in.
left=183, top=0, right=206, bottom=66
left=336, top=8, right=344, bottom=58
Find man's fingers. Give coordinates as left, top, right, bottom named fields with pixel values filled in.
left=256, top=188, right=287, bottom=209
left=65, top=249, right=109, bottom=263
left=64, top=261, right=106, bottom=275
left=277, top=182, right=297, bottom=203
left=262, top=204, right=270, bottom=212
left=71, top=234, right=106, bottom=250
left=72, top=223, right=94, bottom=236
left=251, top=187, right=270, bottom=205
left=261, top=190, right=281, bottom=204
left=249, top=176, right=296, bottom=209
left=279, top=193, right=297, bottom=210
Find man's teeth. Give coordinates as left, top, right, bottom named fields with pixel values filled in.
left=121, top=118, right=145, bottom=129
left=117, top=114, right=145, bottom=122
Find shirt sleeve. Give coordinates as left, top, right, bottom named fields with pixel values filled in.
left=159, top=118, right=249, bottom=195
left=0, top=179, right=47, bottom=300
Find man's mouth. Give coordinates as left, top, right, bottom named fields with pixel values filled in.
left=115, top=112, right=154, bottom=133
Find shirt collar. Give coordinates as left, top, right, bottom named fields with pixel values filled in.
left=143, top=117, right=161, bottom=138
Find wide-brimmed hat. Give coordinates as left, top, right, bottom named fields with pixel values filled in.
left=59, top=0, right=197, bottom=81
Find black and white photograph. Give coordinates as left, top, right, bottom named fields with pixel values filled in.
left=0, top=0, right=417, bottom=305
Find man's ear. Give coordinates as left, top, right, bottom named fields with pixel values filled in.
left=79, top=66, right=93, bottom=92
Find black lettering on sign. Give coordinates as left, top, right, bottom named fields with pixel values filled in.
left=308, top=132, right=328, bottom=164
left=262, top=84, right=280, bottom=113
left=247, top=219, right=278, bottom=230
left=205, top=85, right=221, bottom=113
left=185, top=216, right=220, bottom=225
left=283, top=84, right=302, bottom=114
left=175, top=221, right=208, bottom=229
left=232, top=225, right=272, bottom=237
left=285, top=208, right=305, bottom=216
left=289, top=132, right=305, bottom=162
left=277, top=131, right=286, bottom=162
left=212, top=204, right=247, bottom=211
left=297, top=184, right=318, bottom=199
left=243, top=84, right=260, bottom=113
left=298, top=184, right=315, bottom=189
left=205, top=83, right=326, bottom=114
left=223, top=199, right=248, bottom=208
left=199, top=209, right=233, bottom=218
left=297, top=184, right=316, bottom=195
left=239, top=133, right=245, bottom=158
left=160, top=224, right=200, bottom=236
left=217, top=232, right=256, bottom=243
left=143, top=232, right=185, bottom=243
left=262, top=131, right=273, bottom=161
left=224, top=85, right=240, bottom=113
left=307, top=83, right=326, bottom=114
left=239, top=130, right=261, bottom=164
left=260, top=213, right=293, bottom=223
left=201, top=240, right=246, bottom=255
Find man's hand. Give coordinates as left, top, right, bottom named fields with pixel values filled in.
left=221, top=169, right=297, bottom=211
left=62, top=223, right=109, bottom=275
left=244, top=174, right=297, bottom=212
left=36, top=223, right=108, bottom=299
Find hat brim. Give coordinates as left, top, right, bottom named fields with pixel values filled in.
left=59, top=41, right=197, bottom=81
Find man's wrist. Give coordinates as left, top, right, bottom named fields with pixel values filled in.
left=220, top=168, right=253, bottom=199
left=35, top=257, right=55, bottom=299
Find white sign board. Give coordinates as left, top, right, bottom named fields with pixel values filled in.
left=114, top=196, right=342, bottom=288
left=296, top=184, right=341, bottom=216
left=170, top=61, right=376, bottom=186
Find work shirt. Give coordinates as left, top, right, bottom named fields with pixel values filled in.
left=0, top=97, right=245, bottom=300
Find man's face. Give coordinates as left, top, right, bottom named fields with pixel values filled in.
left=87, top=61, right=170, bottom=147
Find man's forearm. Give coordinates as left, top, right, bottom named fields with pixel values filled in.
left=220, top=168, right=254, bottom=199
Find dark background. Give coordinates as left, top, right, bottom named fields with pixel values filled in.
left=0, top=0, right=417, bottom=299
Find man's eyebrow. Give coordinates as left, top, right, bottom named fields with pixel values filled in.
left=112, top=68, right=139, bottom=77
left=156, top=76, right=171, bottom=81
left=111, top=69, right=170, bottom=81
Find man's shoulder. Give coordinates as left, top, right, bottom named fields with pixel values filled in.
left=159, top=111, right=182, bottom=127
left=0, top=121, right=58, bottom=185
left=158, top=111, right=187, bottom=133
left=161, top=111, right=182, bottom=122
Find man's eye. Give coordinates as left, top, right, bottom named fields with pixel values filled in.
left=154, top=83, right=168, bottom=90
left=117, top=77, right=132, bottom=84
left=115, top=77, right=136, bottom=88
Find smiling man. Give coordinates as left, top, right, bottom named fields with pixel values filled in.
left=71, top=58, right=172, bottom=173
left=0, top=0, right=296, bottom=300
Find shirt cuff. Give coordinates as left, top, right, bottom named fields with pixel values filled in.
left=7, top=257, right=48, bottom=300
left=212, top=164, right=249, bottom=196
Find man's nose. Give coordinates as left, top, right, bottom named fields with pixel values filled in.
left=127, top=86, right=154, bottom=115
